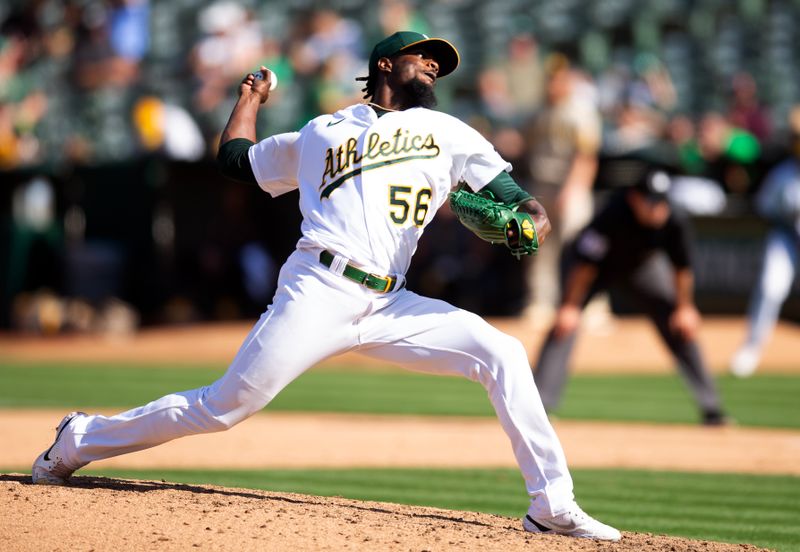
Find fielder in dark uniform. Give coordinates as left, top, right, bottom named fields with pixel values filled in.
left=532, top=169, right=729, bottom=425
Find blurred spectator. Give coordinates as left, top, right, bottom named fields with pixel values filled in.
left=191, top=1, right=264, bottom=126
left=0, top=8, right=49, bottom=168
left=729, top=106, right=800, bottom=377
left=523, top=53, right=601, bottom=320
left=0, top=103, right=16, bottom=167
left=0, top=1, right=789, bottom=174
left=132, top=95, right=205, bottom=161
left=596, top=62, right=630, bottom=117
left=602, top=98, right=666, bottom=156
left=289, top=9, right=364, bottom=77
left=499, top=33, right=544, bottom=120
left=57, top=1, right=151, bottom=164
left=72, top=0, right=147, bottom=90
left=108, top=0, right=149, bottom=62
left=665, top=114, right=705, bottom=175
left=194, top=1, right=261, bottom=76
left=0, top=13, right=36, bottom=101
left=601, top=56, right=675, bottom=157
left=664, top=115, right=728, bottom=216
left=598, top=53, right=675, bottom=162
left=697, top=111, right=761, bottom=195
left=0, top=98, right=47, bottom=169
left=630, top=53, right=676, bottom=114
left=286, top=8, right=365, bottom=121
left=310, top=52, right=365, bottom=116
left=472, top=33, right=544, bottom=167
left=727, top=72, right=771, bottom=144
left=377, top=0, right=429, bottom=37
left=476, top=66, right=517, bottom=126
left=4, top=1, right=800, bottom=328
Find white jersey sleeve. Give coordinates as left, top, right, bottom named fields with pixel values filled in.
left=248, top=131, right=302, bottom=197
left=448, top=118, right=512, bottom=192
left=756, top=159, right=800, bottom=227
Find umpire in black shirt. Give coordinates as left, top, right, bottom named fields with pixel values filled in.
left=531, top=169, right=728, bottom=425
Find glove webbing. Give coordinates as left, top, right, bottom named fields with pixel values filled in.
left=452, top=191, right=509, bottom=244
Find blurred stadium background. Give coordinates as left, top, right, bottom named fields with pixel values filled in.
left=4, top=4, right=800, bottom=549
left=2, top=0, right=800, bottom=334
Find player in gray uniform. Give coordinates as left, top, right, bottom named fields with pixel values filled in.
left=730, top=118, right=800, bottom=377
left=32, top=32, right=620, bottom=541
left=532, top=170, right=729, bottom=425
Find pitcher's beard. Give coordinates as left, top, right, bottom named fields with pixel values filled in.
left=403, top=78, right=438, bottom=108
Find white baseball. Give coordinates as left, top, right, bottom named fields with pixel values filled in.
left=254, top=68, right=278, bottom=91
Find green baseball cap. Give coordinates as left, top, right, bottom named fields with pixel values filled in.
left=369, top=31, right=460, bottom=78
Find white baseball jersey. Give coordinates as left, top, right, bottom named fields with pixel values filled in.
left=756, top=158, right=800, bottom=233
left=248, top=103, right=511, bottom=275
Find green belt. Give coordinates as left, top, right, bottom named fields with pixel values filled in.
left=319, top=250, right=401, bottom=293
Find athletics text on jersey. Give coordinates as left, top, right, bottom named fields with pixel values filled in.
left=319, top=129, right=441, bottom=199
left=248, top=104, right=510, bottom=276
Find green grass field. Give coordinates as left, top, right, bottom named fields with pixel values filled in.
left=56, top=467, right=795, bottom=552
left=3, top=360, right=799, bottom=550
left=1, top=361, right=798, bottom=427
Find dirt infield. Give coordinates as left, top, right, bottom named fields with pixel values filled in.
left=3, top=410, right=800, bottom=476
left=0, top=474, right=769, bottom=552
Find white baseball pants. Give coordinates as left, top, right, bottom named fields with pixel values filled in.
left=62, top=248, right=575, bottom=518
left=742, top=228, right=799, bottom=349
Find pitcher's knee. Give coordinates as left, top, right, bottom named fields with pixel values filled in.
left=200, top=383, right=269, bottom=431
left=478, top=334, right=531, bottom=383
left=485, top=334, right=528, bottom=366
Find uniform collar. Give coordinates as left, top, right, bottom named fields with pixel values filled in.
left=328, top=104, right=379, bottom=126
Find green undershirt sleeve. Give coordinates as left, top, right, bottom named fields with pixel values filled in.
left=217, top=138, right=257, bottom=184
left=482, top=171, right=533, bottom=205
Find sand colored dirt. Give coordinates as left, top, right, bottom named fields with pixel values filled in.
left=0, top=474, right=770, bottom=552
left=2, top=410, right=800, bottom=476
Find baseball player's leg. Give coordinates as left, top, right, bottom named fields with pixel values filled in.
left=532, top=255, right=601, bottom=412
left=34, top=249, right=365, bottom=476
left=626, top=255, right=723, bottom=417
left=531, top=327, right=580, bottom=412
left=731, top=229, right=799, bottom=376
left=357, top=290, right=574, bottom=519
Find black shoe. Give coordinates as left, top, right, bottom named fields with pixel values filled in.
left=701, top=410, right=733, bottom=426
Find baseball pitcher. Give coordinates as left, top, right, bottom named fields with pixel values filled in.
left=32, top=31, right=620, bottom=541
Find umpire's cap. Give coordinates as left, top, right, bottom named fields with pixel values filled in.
left=369, top=31, right=460, bottom=78
left=634, top=169, right=672, bottom=202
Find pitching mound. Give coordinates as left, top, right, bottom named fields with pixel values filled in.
left=1, top=475, right=765, bottom=551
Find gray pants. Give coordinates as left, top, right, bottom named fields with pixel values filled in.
left=533, top=253, right=724, bottom=417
